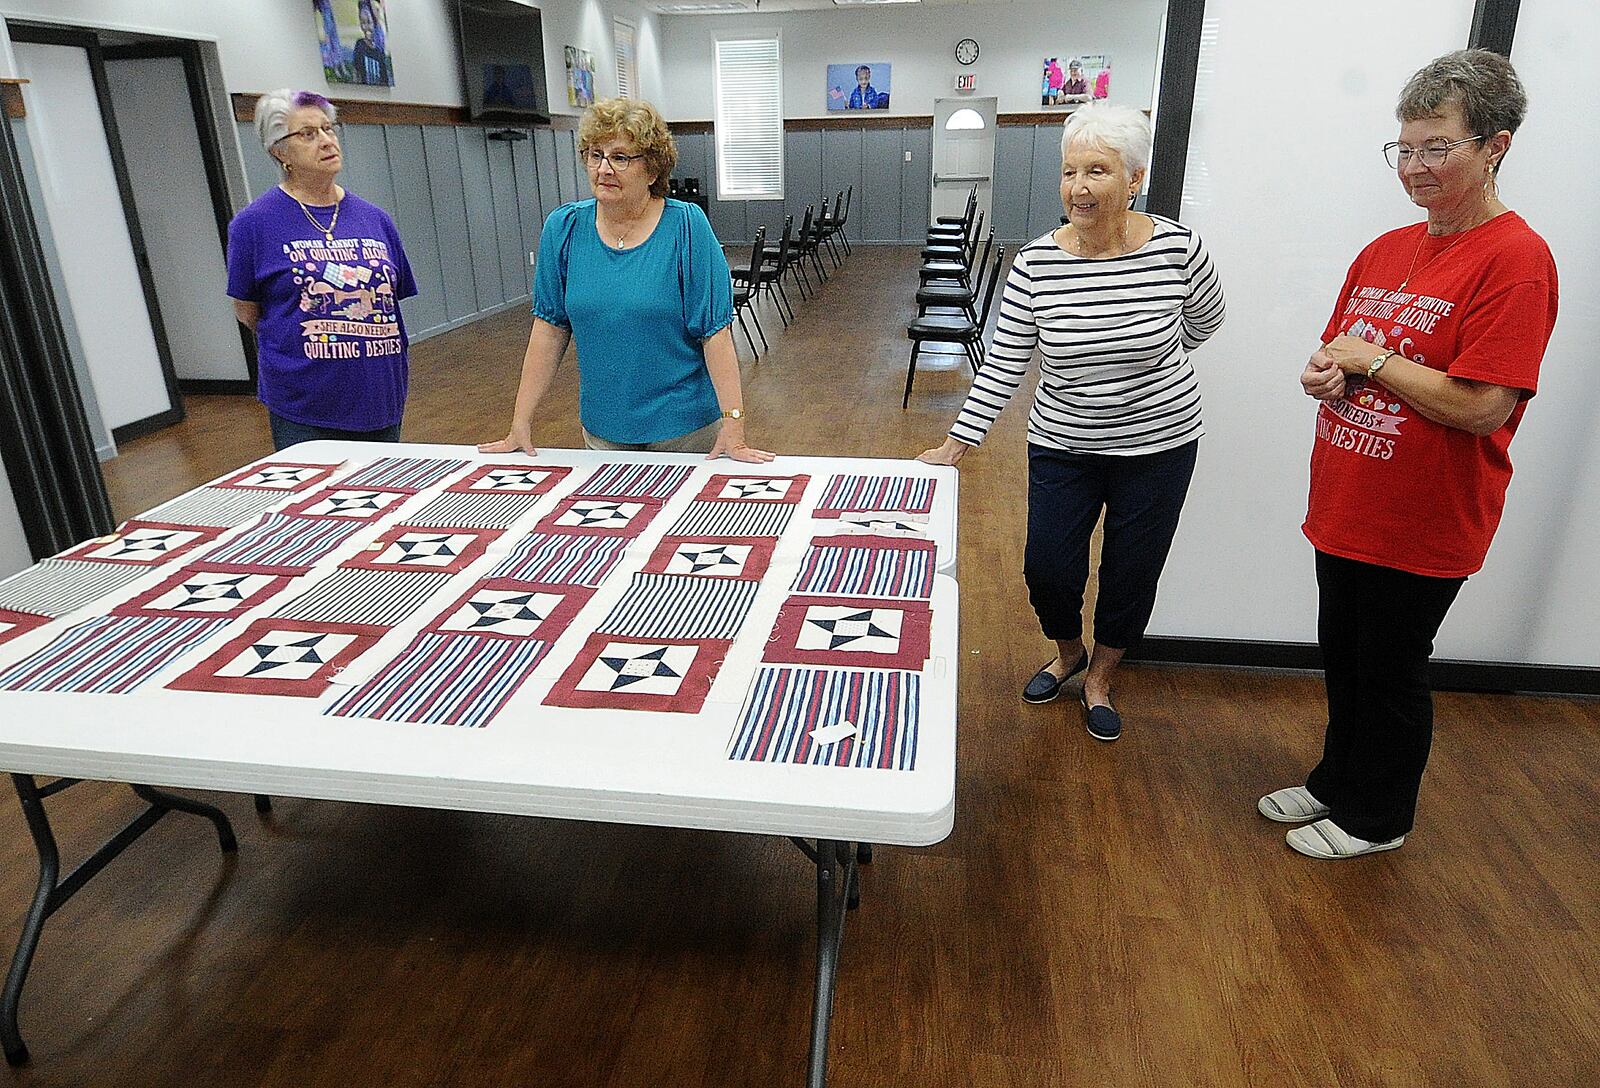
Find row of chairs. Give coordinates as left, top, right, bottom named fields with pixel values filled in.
left=903, top=186, right=1006, bottom=407
left=726, top=187, right=853, bottom=356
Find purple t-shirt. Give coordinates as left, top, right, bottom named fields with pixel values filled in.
left=227, top=187, right=418, bottom=431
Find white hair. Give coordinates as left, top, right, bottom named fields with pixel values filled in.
left=255, top=88, right=338, bottom=171
left=1060, top=102, right=1152, bottom=175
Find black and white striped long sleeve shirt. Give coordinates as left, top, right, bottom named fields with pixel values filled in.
left=948, top=216, right=1225, bottom=455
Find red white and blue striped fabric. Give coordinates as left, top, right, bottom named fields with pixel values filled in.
left=571, top=462, right=693, bottom=500
left=338, top=457, right=471, bottom=492
left=728, top=667, right=920, bottom=770
left=201, top=514, right=366, bottom=571
left=791, top=536, right=935, bottom=599
left=490, top=532, right=627, bottom=586
left=326, top=631, right=548, bottom=728
left=814, top=474, right=937, bottom=517
left=0, top=615, right=226, bottom=694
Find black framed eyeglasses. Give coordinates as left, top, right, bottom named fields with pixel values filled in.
left=1383, top=135, right=1483, bottom=169
left=275, top=122, right=344, bottom=146
left=583, top=149, right=642, bottom=172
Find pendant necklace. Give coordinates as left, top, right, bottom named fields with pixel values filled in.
left=295, top=193, right=341, bottom=243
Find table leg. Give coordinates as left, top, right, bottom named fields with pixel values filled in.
left=804, top=838, right=859, bottom=1088
left=2, top=775, right=237, bottom=1066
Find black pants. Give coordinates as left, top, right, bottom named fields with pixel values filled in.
left=269, top=411, right=401, bottom=452
left=1307, top=551, right=1465, bottom=842
left=1023, top=440, right=1198, bottom=649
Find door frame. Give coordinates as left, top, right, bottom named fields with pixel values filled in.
left=8, top=23, right=186, bottom=442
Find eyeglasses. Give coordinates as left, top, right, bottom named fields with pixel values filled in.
left=275, top=123, right=344, bottom=146
left=583, top=149, right=643, bottom=172
left=1383, top=135, right=1483, bottom=169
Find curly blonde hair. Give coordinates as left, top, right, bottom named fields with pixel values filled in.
left=578, top=98, right=677, bottom=199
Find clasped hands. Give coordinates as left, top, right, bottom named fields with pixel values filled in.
left=1301, top=335, right=1389, bottom=403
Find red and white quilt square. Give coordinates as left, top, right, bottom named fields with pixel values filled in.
left=0, top=608, right=49, bottom=647
left=283, top=486, right=411, bottom=522
left=214, top=462, right=339, bottom=492
left=59, top=521, right=222, bottom=566
left=642, top=535, right=776, bottom=580
left=534, top=497, right=662, bottom=537
left=342, top=525, right=500, bottom=574
left=764, top=595, right=933, bottom=670
left=427, top=578, right=593, bottom=641
left=447, top=463, right=571, bottom=495
left=543, top=633, right=730, bottom=713
left=167, top=618, right=384, bottom=697
left=114, top=566, right=294, bottom=619
left=693, top=474, right=810, bottom=503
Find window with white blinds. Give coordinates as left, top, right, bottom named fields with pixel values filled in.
left=713, top=37, right=783, bottom=201
left=613, top=20, right=636, bottom=99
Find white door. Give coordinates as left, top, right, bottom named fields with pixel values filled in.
left=104, top=55, right=251, bottom=385
left=12, top=41, right=175, bottom=434
left=931, top=96, right=996, bottom=227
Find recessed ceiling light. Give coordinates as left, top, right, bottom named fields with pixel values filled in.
left=657, top=1, right=749, bottom=10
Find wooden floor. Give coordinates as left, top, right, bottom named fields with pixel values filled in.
left=5, top=245, right=1598, bottom=1086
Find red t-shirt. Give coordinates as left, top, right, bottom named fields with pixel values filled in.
left=1304, top=211, right=1558, bottom=578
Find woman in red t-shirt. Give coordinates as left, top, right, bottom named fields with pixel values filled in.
left=1259, top=49, right=1559, bottom=859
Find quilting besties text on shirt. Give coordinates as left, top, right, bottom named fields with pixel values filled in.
left=289, top=237, right=403, bottom=359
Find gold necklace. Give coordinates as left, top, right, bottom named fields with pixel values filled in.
left=1399, top=207, right=1498, bottom=290
left=294, top=194, right=341, bottom=243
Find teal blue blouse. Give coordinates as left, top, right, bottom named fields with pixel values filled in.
left=532, top=198, right=734, bottom=444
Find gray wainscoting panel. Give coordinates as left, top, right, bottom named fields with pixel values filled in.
left=784, top=129, right=823, bottom=230
left=992, top=125, right=1037, bottom=244
left=381, top=124, right=448, bottom=336
left=511, top=138, right=541, bottom=297
left=236, top=121, right=279, bottom=199
left=340, top=124, right=396, bottom=218
left=746, top=199, right=786, bottom=245
left=532, top=128, right=562, bottom=220
left=900, top=125, right=932, bottom=242
left=422, top=126, right=480, bottom=326
left=553, top=131, right=579, bottom=204
left=454, top=127, right=506, bottom=312
left=486, top=138, right=528, bottom=304
left=820, top=128, right=862, bottom=241
left=860, top=127, right=902, bottom=243
left=1027, top=125, right=1065, bottom=242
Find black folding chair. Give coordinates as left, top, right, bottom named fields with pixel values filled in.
left=929, top=186, right=977, bottom=238
left=919, top=212, right=986, bottom=289
left=921, top=210, right=983, bottom=261
left=756, top=214, right=798, bottom=324
left=730, top=228, right=769, bottom=355
left=917, top=230, right=995, bottom=322
left=903, top=245, right=1006, bottom=407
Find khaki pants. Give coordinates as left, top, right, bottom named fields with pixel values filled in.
left=582, top=419, right=720, bottom=454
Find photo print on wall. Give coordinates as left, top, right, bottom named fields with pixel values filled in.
left=1042, top=54, right=1110, bottom=108
left=566, top=46, right=596, bottom=108
left=315, top=0, right=395, bottom=87
left=826, top=63, right=891, bottom=111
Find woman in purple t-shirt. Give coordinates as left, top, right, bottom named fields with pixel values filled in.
left=227, top=89, right=417, bottom=451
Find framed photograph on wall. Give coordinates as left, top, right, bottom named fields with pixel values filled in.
left=315, top=0, right=395, bottom=87
left=826, top=63, right=891, bottom=111
left=1042, top=55, right=1111, bottom=108
left=565, top=46, right=596, bottom=108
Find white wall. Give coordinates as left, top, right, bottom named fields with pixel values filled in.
left=0, top=1, right=664, bottom=117
left=659, top=0, right=1165, bottom=120
left=0, top=455, right=31, bottom=581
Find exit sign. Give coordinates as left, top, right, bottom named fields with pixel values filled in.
left=955, top=73, right=976, bottom=92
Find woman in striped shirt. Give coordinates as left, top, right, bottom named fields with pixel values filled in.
left=920, top=103, right=1225, bottom=741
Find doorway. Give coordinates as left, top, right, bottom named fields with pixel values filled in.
left=930, top=96, right=996, bottom=230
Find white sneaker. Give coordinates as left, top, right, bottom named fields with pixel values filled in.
left=1257, top=786, right=1330, bottom=823
left=1286, top=819, right=1405, bottom=859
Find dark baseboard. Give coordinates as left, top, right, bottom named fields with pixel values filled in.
left=177, top=379, right=255, bottom=396
left=1129, top=636, right=1600, bottom=698
left=111, top=405, right=185, bottom=445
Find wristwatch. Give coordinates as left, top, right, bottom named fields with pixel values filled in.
left=721, top=408, right=744, bottom=420
left=1366, top=350, right=1396, bottom=381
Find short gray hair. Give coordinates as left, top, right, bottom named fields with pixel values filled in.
left=255, top=88, right=338, bottom=168
left=1396, top=48, right=1527, bottom=142
left=1061, top=102, right=1152, bottom=175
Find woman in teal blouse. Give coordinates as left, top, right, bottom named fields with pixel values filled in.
left=481, top=98, right=772, bottom=461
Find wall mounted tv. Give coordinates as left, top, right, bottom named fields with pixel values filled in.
left=458, top=0, right=550, bottom=124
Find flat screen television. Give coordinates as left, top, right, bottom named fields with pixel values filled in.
left=458, top=0, right=550, bottom=124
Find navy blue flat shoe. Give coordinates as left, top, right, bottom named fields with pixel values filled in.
left=1081, top=693, right=1122, bottom=742
left=1021, top=652, right=1088, bottom=704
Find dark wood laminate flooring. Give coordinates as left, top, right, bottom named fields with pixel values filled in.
left=3, top=245, right=1596, bottom=1087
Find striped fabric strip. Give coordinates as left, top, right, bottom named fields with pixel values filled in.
left=272, top=569, right=452, bottom=626
left=0, top=615, right=226, bottom=694
left=0, top=559, right=151, bottom=618
left=815, top=475, right=937, bottom=516
left=667, top=501, right=794, bottom=538
left=146, top=487, right=290, bottom=527
left=728, top=667, right=920, bottom=770
left=572, top=462, right=693, bottom=500
left=596, top=573, right=759, bottom=640
left=202, top=514, right=366, bottom=570
left=338, top=457, right=471, bottom=491
left=791, top=543, right=935, bottom=599
left=489, top=533, right=627, bottom=587
left=408, top=490, right=544, bottom=529
left=326, top=631, right=547, bottom=728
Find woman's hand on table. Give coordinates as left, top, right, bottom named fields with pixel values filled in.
left=1300, top=349, right=1346, bottom=403
left=917, top=437, right=968, bottom=466
left=708, top=420, right=775, bottom=462
left=478, top=422, right=537, bottom=456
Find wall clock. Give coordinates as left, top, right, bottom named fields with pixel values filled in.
left=954, top=38, right=980, bottom=66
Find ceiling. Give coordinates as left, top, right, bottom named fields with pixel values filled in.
left=650, top=0, right=1015, bottom=15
